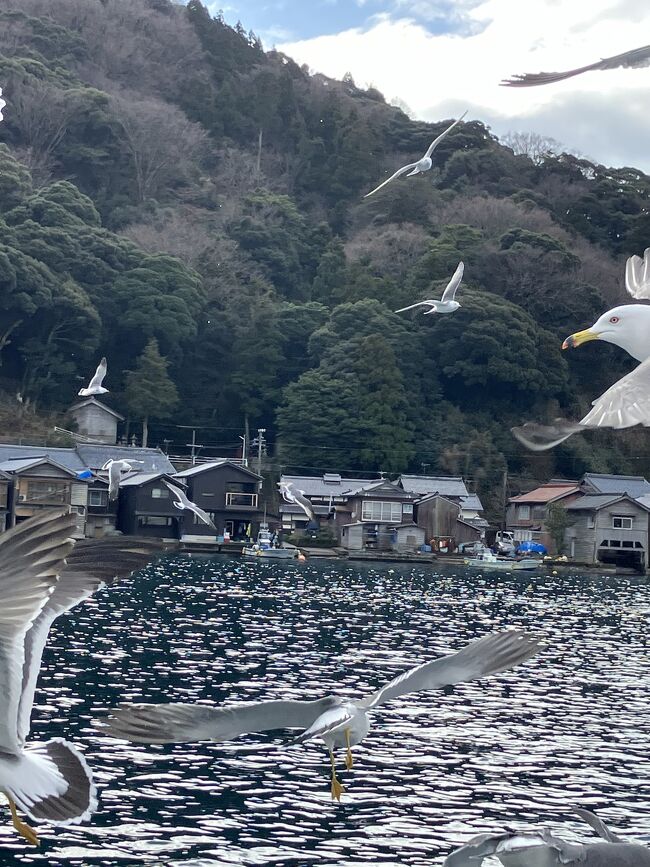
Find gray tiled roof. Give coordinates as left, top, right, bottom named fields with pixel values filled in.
left=567, top=494, right=641, bottom=511
left=0, top=445, right=85, bottom=472
left=118, top=472, right=171, bottom=488
left=280, top=474, right=379, bottom=497
left=459, top=494, right=484, bottom=512
left=76, top=445, right=174, bottom=473
left=582, top=472, right=650, bottom=498
left=398, top=474, right=470, bottom=497
left=175, top=460, right=261, bottom=479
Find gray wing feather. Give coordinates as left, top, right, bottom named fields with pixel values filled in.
left=359, top=629, right=540, bottom=709
left=441, top=261, right=464, bottom=303
left=424, top=111, right=467, bottom=158
left=511, top=419, right=585, bottom=451
left=579, top=357, right=650, bottom=429
left=0, top=510, right=76, bottom=753
left=102, top=697, right=339, bottom=744
left=88, top=357, right=107, bottom=390
left=444, top=830, right=583, bottom=866
left=364, top=162, right=419, bottom=198
left=290, top=705, right=353, bottom=745
left=294, top=491, right=316, bottom=523
left=163, top=481, right=216, bottom=529
left=395, top=301, right=435, bottom=313
left=501, top=44, right=650, bottom=87
left=17, top=538, right=172, bottom=742
left=625, top=249, right=650, bottom=299
left=574, top=808, right=622, bottom=843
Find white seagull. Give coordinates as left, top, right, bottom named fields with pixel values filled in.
left=163, top=480, right=216, bottom=530
left=102, top=459, right=145, bottom=501
left=0, top=509, right=170, bottom=845
left=0, top=87, right=6, bottom=122
left=513, top=248, right=650, bottom=451
left=395, top=261, right=464, bottom=315
left=102, top=629, right=539, bottom=801
left=444, top=807, right=650, bottom=866
left=78, top=357, right=108, bottom=397
left=364, top=112, right=467, bottom=198
left=278, top=480, right=317, bottom=524
left=501, top=43, right=650, bottom=87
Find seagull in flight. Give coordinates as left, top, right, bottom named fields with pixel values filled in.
left=364, top=112, right=467, bottom=198
left=278, top=481, right=317, bottom=524
left=102, top=459, right=145, bottom=501
left=501, top=43, right=650, bottom=87
left=513, top=248, right=650, bottom=450
left=102, top=629, right=539, bottom=801
left=0, top=509, right=170, bottom=846
left=395, top=261, right=464, bottom=316
left=163, top=480, right=216, bottom=530
left=78, top=357, right=108, bottom=397
left=444, top=806, right=650, bottom=865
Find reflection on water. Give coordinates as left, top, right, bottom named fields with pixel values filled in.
left=2, top=557, right=650, bottom=865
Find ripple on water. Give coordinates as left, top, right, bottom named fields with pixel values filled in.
left=1, top=558, right=650, bottom=866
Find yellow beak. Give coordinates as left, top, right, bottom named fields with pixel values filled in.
left=562, top=328, right=599, bottom=350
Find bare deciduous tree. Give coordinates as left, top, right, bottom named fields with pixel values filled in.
left=502, top=130, right=562, bottom=165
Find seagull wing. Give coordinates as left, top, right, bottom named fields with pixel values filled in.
left=102, top=696, right=339, bottom=743
left=573, top=808, right=622, bottom=843
left=579, top=356, right=650, bottom=429
left=163, top=481, right=216, bottom=530
left=501, top=44, right=650, bottom=87
left=0, top=510, right=76, bottom=754
left=290, top=705, right=354, bottom=745
left=364, top=162, right=419, bottom=198
left=424, top=111, right=467, bottom=158
left=511, top=419, right=585, bottom=451
left=441, top=261, right=465, bottom=303
left=108, top=463, right=121, bottom=501
left=358, top=629, right=540, bottom=710
left=294, top=490, right=317, bottom=523
left=17, top=537, right=170, bottom=743
left=87, top=357, right=107, bottom=390
left=625, top=248, right=650, bottom=299
left=394, top=301, right=435, bottom=313
left=444, top=830, right=583, bottom=866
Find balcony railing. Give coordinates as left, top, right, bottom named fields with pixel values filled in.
left=225, top=492, right=258, bottom=508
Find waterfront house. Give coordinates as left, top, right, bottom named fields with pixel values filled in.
left=397, top=474, right=487, bottom=530
left=278, top=473, right=379, bottom=535
left=341, top=479, right=417, bottom=550
left=581, top=472, right=650, bottom=499
left=564, top=493, right=650, bottom=570
left=174, top=460, right=263, bottom=541
left=0, top=470, right=11, bottom=532
left=506, top=480, right=581, bottom=550
left=117, top=472, right=183, bottom=539
left=415, top=494, right=483, bottom=549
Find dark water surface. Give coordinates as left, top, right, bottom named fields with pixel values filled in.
left=2, top=557, right=650, bottom=865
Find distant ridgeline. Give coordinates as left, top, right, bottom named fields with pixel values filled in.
left=0, top=0, right=649, bottom=521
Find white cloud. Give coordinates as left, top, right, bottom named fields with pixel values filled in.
left=279, top=0, right=650, bottom=170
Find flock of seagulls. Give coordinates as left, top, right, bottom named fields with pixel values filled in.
left=0, top=37, right=649, bottom=864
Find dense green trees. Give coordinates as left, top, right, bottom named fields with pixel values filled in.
left=1, top=0, right=649, bottom=501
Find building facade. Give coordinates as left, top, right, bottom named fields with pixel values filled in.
left=565, top=494, right=650, bottom=570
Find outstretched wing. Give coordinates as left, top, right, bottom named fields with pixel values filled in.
left=364, top=162, right=419, bottom=198
left=88, top=357, right=107, bottom=390
left=358, top=629, right=540, bottom=710
left=511, top=418, right=585, bottom=451
left=625, top=248, right=650, bottom=299
left=444, top=830, right=584, bottom=866
left=17, top=537, right=171, bottom=744
left=101, top=697, right=339, bottom=744
left=395, top=300, right=435, bottom=313
left=501, top=44, right=650, bottom=87
left=441, top=261, right=464, bottom=303
left=424, top=111, right=467, bottom=158
left=579, top=357, right=650, bottom=429
left=294, top=490, right=316, bottom=523
left=0, top=510, right=76, bottom=754
left=574, top=807, right=622, bottom=843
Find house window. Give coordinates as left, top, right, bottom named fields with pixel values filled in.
left=25, top=480, right=67, bottom=504
left=227, top=482, right=256, bottom=494
left=361, top=501, right=402, bottom=522
left=225, top=492, right=258, bottom=507
left=138, top=516, right=173, bottom=527
left=586, top=515, right=595, bottom=529
left=622, top=541, right=634, bottom=548
left=517, top=504, right=531, bottom=520
left=194, top=512, right=217, bottom=525
left=151, top=487, right=169, bottom=499
left=89, top=490, right=108, bottom=507
left=612, top=515, right=633, bottom=529
left=402, top=503, right=413, bottom=516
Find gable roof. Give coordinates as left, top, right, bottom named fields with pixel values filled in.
left=509, top=482, right=580, bottom=505
left=118, top=472, right=175, bottom=488
left=68, top=397, right=124, bottom=420
left=280, top=474, right=379, bottom=498
left=174, top=459, right=261, bottom=480
left=0, top=444, right=86, bottom=472
left=459, top=493, right=484, bottom=512
left=0, top=456, right=81, bottom=478
left=76, top=444, right=174, bottom=473
left=567, top=493, right=650, bottom=512
left=582, top=472, right=650, bottom=498
left=398, top=474, right=470, bottom=498
left=345, top=479, right=414, bottom=498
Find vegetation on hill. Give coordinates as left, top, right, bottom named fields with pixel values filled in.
left=1, top=0, right=649, bottom=518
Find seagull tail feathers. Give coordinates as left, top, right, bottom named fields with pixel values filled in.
left=6, top=738, right=97, bottom=825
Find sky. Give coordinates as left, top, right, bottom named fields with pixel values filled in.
left=202, top=0, right=650, bottom=172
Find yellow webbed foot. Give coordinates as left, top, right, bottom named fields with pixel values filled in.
left=8, top=799, right=40, bottom=847
left=330, top=775, right=345, bottom=801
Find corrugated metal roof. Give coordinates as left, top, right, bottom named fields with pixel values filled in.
left=280, top=474, right=379, bottom=497
left=76, top=445, right=174, bottom=473
left=398, top=475, right=470, bottom=497
left=509, top=484, right=579, bottom=504
left=175, top=460, right=261, bottom=479
left=582, top=473, right=650, bottom=498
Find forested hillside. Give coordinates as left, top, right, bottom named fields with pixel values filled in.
left=1, top=0, right=649, bottom=517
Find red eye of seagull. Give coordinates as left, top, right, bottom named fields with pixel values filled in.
left=609, top=316, right=619, bottom=323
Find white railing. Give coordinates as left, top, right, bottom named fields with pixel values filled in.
left=225, top=492, right=258, bottom=508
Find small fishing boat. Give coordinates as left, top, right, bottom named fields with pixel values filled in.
left=242, top=524, right=298, bottom=560
left=464, top=548, right=542, bottom=571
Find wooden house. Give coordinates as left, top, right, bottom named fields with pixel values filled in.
left=414, top=494, right=482, bottom=549
left=117, top=472, right=182, bottom=539
left=68, top=398, right=124, bottom=444
left=565, top=493, right=650, bottom=570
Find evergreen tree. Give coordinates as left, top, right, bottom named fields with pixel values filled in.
left=124, top=338, right=178, bottom=447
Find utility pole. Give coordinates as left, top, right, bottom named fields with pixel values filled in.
left=502, top=468, right=508, bottom=530
left=255, top=428, right=266, bottom=477
left=239, top=433, right=248, bottom=467
left=185, top=428, right=203, bottom=466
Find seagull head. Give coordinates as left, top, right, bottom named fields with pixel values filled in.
left=562, top=304, right=650, bottom=363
